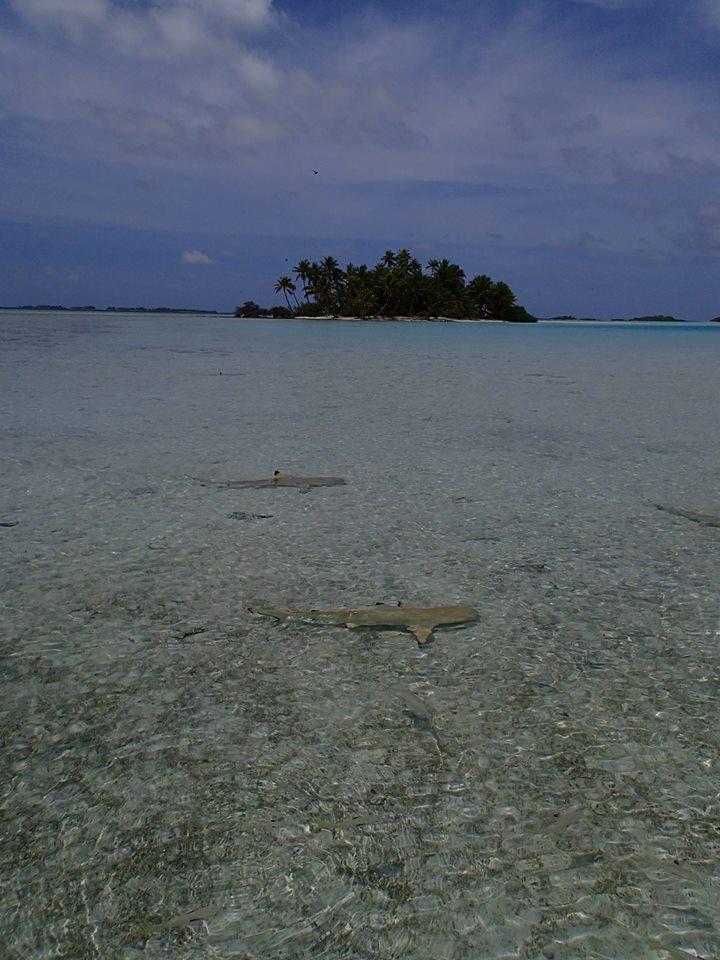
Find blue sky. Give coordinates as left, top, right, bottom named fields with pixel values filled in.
left=1, top=0, right=720, bottom=317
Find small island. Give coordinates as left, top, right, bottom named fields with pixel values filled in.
left=236, top=249, right=536, bottom=322
left=547, top=314, right=686, bottom=323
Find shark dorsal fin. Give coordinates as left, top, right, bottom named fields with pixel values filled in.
left=408, top=624, right=433, bottom=646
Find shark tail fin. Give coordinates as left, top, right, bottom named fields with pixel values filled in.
left=409, top=624, right=433, bottom=646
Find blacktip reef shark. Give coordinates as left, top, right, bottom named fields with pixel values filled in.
left=248, top=601, right=480, bottom=646
left=648, top=500, right=720, bottom=528
left=191, top=470, right=346, bottom=495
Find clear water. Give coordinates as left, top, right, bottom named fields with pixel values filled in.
left=1, top=312, right=719, bottom=959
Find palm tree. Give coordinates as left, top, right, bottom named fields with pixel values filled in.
left=317, top=256, right=343, bottom=313
left=482, top=281, right=515, bottom=320
left=293, top=259, right=312, bottom=298
left=428, top=258, right=465, bottom=287
left=274, top=276, right=297, bottom=311
left=321, top=255, right=342, bottom=290
left=467, top=274, right=493, bottom=317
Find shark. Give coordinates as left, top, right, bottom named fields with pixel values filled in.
left=248, top=601, right=480, bottom=646
left=649, top=501, right=720, bottom=528
left=192, top=470, right=346, bottom=495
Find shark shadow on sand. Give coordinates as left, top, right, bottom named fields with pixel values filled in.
left=248, top=602, right=480, bottom=647
left=191, top=470, right=346, bottom=495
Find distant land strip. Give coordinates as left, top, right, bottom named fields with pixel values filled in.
left=0, top=305, right=227, bottom=314
left=545, top=314, right=687, bottom=322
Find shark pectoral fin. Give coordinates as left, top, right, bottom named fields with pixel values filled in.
left=408, top=624, right=433, bottom=646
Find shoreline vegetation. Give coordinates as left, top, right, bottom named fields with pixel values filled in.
left=240, top=249, right=538, bottom=322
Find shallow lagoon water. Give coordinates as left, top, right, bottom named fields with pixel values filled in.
left=1, top=312, right=719, bottom=959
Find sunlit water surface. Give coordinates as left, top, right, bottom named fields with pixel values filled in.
left=1, top=312, right=719, bottom=959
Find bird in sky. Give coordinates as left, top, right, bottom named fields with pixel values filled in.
left=312, top=170, right=318, bottom=175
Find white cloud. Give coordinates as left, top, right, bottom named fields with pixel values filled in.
left=2, top=0, right=282, bottom=156
left=12, top=0, right=110, bottom=26
left=9, top=0, right=275, bottom=56
left=181, top=249, right=214, bottom=264
left=10, top=0, right=111, bottom=41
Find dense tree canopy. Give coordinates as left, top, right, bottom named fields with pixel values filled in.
left=276, top=250, right=535, bottom=321
left=234, top=300, right=293, bottom=319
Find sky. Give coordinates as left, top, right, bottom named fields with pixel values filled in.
left=1, top=0, right=720, bottom=317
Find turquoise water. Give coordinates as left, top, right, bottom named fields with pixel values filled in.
left=1, top=312, right=719, bottom=959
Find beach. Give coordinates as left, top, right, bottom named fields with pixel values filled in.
left=2, top=311, right=719, bottom=959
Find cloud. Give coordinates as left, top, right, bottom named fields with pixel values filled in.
left=9, top=0, right=274, bottom=32
left=2, top=0, right=282, bottom=160
left=2, top=1, right=715, bottom=193
left=13, top=0, right=110, bottom=28
left=2, top=0, right=720, bottom=317
left=8, top=0, right=276, bottom=61
left=181, top=249, right=214, bottom=264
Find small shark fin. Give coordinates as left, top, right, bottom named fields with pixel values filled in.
left=408, top=624, right=433, bottom=646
